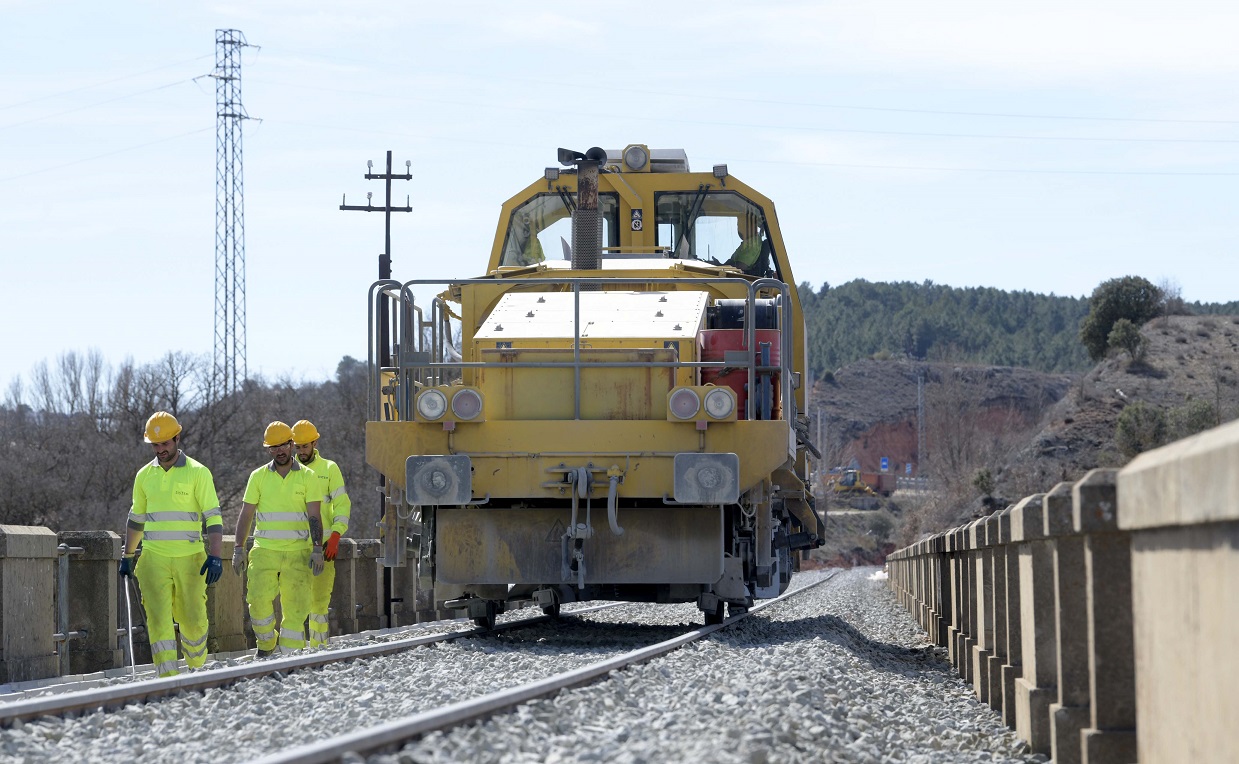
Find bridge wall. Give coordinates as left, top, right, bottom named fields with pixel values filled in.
left=0, top=534, right=438, bottom=686
left=886, top=418, right=1239, bottom=764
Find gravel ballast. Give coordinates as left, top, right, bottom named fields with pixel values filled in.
left=0, top=569, right=1043, bottom=763
left=389, top=569, right=1043, bottom=764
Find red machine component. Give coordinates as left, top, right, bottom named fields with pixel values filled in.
left=698, top=328, right=781, bottom=419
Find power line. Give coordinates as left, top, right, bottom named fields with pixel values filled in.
left=250, top=78, right=1239, bottom=145
left=0, top=54, right=212, bottom=111
left=0, top=78, right=198, bottom=131
left=259, top=118, right=1239, bottom=177
left=252, top=48, right=1239, bottom=126
left=0, top=127, right=212, bottom=182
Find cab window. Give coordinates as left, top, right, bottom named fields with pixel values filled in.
left=654, top=191, right=779, bottom=278
left=500, top=193, right=619, bottom=267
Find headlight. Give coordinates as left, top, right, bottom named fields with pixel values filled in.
left=703, top=388, right=735, bottom=419
left=451, top=388, right=483, bottom=420
left=623, top=145, right=649, bottom=172
left=416, top=389, right=448, bottom=421
left=669, top=388, right=701, bottom=419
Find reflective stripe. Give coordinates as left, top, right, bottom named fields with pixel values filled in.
left=256, top=511, right=307, bottom=523
left=280, top=627, right=303, bottom=641
left=142, top=530, right=201, bottom=541
left=255, top=529, right=309, bottom=540
left=308, top=613, right=329, bottom=624
left=203, top=506, right=222, bottom=519
left=251, top=614, right=276, bottom=628
left=326, top=486, right=347, bottom=502
left=127, top=512, right=144, bottom=525
left=145, top=511, right=201, bottom=522
left=181, top=633, right=208, bottom=648
left=151, top=639, right=178, bottom=656
left=155, top=660, right=180, bottom=677
left=183, top=643, right=207, bottom=659
left=253, top=629, right=276, bottom=642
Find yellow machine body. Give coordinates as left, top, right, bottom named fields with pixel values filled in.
left=364, top=145, right=824, bottom=625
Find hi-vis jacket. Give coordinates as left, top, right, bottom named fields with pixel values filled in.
left=129, top=453, right=223, bottom=556
left=301, top=449, right=351, bottom=536
left=242, top=460, right=318, bottom=551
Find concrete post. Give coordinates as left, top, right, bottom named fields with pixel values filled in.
left=207, top=535, right=248, bottom=654
left=947, top=529, right=962, bottom=665
left=1073, top=469, right=1137, bottom=764
left=354, top=540, right=385, bottom=631
left=1000, top=500, right=1033, bottom=730
left=1012, top=491, right=1055, bottom=755
left=0, top=525, right=59, bottom=683
left=987, top=510, right=1009, bottom=714
left=329, top=538, right=359, bottom=636
left=971, top=517, right=994, bottom=702
left=961, top=520, right=980, bottom=684
left=1119, top=419, right=1239, bottom=764
left=1050, top=481, right=1091, bottom=764
left=57, top=531, right=122, bottom=674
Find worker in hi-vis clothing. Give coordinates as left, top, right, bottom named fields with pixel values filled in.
left=119, top=411, right=224, bottom=677
left=232, top=421, right=325, bottom=655
left=291, top=420, right=351, bottom=648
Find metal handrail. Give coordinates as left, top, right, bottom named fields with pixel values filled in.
left=368, top=275, right=795, bottom=424
left=52, top=544, right=85, bottom=676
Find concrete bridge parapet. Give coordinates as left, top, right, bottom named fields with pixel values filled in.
left=0, top=526, right=59, bottom=683
left=887, top=417, right=1239, bottom=764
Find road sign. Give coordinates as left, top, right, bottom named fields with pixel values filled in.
left=880, top=457, right=889, bottom=472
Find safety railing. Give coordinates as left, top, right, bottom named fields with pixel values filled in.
left=52, top=544, right=85, bottom=676
left=367, top=276, right=796, bottom=426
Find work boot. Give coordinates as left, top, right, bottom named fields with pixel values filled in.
left=256, top=647, right=275, bottom=658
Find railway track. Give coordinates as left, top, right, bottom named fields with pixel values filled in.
left=0, top=602, right=620, bottom=725
left=255, top=570, right=842, bottom=764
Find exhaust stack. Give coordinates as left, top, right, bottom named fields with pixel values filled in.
left=558, top=147, right=607, bottom=279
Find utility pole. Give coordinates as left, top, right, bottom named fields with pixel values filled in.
left=210, top=29, right=256, bottom=400
left=340, top=150, right=411, bottom=629
left=340, top=150, right=412, bottom=367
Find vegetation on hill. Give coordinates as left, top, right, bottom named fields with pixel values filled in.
left=797, top=280, right=1093, bottom=378
left=797, top=279, right=1238, bottom=382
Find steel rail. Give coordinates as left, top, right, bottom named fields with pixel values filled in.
left=0, top=603, right=621, bottom=725
left=256, top=570, right=842, bottom=764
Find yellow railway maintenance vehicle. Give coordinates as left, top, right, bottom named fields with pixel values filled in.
left=366, top=144, right=825, bottom=627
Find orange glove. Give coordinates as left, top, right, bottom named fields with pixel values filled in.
left=324, top=531, right=341, bottom=561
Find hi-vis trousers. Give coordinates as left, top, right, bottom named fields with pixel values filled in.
left=134, top=550, right=209, bottom=677
left=245, top=547, right=311, bottom=652
left=307, top=559, right=336, bottom=648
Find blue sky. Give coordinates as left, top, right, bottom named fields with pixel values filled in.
left=3, top=1, right=1237, bottom=391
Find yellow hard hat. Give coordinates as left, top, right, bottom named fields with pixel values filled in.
left=144, top=411, right=182, bottom=444
left=292, top=419, right=320, bottom=445
left=263, top=421, right=294, bottom=447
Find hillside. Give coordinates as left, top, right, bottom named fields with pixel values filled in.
left=808, top=314, right=1239, bottom=556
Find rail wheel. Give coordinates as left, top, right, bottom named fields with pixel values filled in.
left=704, top=602, right=725, bottom=626
left=541, top=601, right=561, bottom=618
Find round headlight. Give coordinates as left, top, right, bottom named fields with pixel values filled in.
left=451, top=388, right=483, bottom=420
left=623, top=145, right=649, bottom=172
left=669, top=388, right=701, bottom=419
left=704, top=388, right=735, bottom=419
left=416, top=389, right=448, bottom=421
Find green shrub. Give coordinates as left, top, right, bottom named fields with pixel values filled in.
left=1115, top=401, right=1167, bottom=458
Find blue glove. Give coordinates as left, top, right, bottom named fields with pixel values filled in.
left=118, top=556, right=134, bottom=577
left=200, top=555, right=223, bottom=585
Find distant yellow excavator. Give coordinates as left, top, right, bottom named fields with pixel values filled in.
left=829, top=469, right=877, bottom=496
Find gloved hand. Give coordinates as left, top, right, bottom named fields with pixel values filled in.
left=323, top=531, right=341, bottom=561
left=232, top=545, right=247, bottom=575
left=310, top=547, right=325, bottom=576
left=200, top=555, right=222, bottom=585
left=118, top=556, right=134, bottom=577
